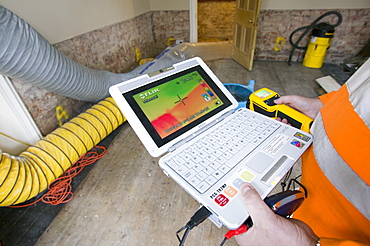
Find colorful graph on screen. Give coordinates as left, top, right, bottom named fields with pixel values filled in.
left=133, top=71, right=223, bottom=139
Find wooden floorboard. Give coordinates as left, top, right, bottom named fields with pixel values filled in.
left=0, top=59, right=329, bottom=246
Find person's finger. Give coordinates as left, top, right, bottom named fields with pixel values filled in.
left=273, top=97, right=284, bottom=105
left=274, top=95, right=293, bottom=105
left=240, top=183, right=274, bottom=224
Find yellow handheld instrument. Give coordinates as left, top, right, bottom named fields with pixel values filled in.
left=248, top=88, right=313, bottom=132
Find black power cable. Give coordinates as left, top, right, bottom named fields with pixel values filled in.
left=176, top=206, right=212, bottom=246
left=288, top=11, right=343, bottom=66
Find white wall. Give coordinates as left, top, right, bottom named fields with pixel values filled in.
left=0, top=0, right=151, bottom=44
left=150, top=0, right=189, bottom=11
left=1, top=0, right=369, bottom=44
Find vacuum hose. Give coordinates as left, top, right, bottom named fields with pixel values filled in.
left=288, top=11, right=342, bottom=66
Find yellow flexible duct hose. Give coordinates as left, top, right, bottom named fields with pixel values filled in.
left=0, top=97, right=126, bottom=206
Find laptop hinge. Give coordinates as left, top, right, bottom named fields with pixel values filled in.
left=168, top=109, right=235, bottom=153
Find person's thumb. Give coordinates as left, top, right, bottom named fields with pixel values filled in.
left=240, top=183, right=275, bottom=225
left=274, top=95, right=294, bottom=105
left=273, top=97, right=284, bottom=105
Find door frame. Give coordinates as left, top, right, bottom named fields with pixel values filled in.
left=189, top=0, right=197, bottom=42
left=0, top=75, right=42, bottom=154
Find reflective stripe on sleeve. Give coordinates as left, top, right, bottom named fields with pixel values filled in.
left=311, top=113, right=370, bottom=220
left=347, top=76, right=370, bottom=129
left=346, top=58, right=370, bottom=129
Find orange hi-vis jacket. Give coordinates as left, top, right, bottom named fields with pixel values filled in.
left=294, top=59, right=370, bottom=245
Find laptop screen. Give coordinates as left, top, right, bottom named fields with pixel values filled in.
left=123, top=65, right=233, bottom=148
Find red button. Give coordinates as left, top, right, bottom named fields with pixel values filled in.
left=215, top=194, right=229, bottom=207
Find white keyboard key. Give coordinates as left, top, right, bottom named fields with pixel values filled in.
left=216, top=156, right=227, bottom=164
left=205, top=154, right=217, bottom=162
left=166, top=159, right=179, bottom=169
left=196, top=181, right=210, bottom=193
left=198, top=151, right=207, bottom=158
left=199, top=159, right=210, bottom=167
left=210, top=161, right=221, bottom=169
left=183, top=169, right=197, bottom=180
left=196, top=171, right=208, bottom=180
left=191, top=155, right=202, bottom=163
left=189, top=148, right=200, bottom=156
left=222, top=151, right=233, bottom=160
left=189, top=176, right=201, bottom=187
left=211, top=149, right=223, bottom=157
left=219, top=165, right=231, bottom=173
left=184, top=160, right=196, bottom=168
left=202, top=166, right=214, bottom=175
left=218, top=145, right=228, bottom=152
left=233, top=142, right=243, bottom=150
left=174, top=156, right=186, bottom=165
left=228, top=147, right=239, bottom=155
left=238, top=139, right=249, bottom=146
left=181, top=152, right=193, bottom=161
left=176, top=165, right=188, bottom=175
left=193, top=164, right=203, bottom=172
left=212, top=170, right=223, bottom=179
left=205, top=175, right=218, bottom=186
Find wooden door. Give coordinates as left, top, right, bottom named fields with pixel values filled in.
left=232, top=0, right=261, bottom=71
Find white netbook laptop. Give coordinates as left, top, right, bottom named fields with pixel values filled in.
left=109, top=57, right=313, bottom=230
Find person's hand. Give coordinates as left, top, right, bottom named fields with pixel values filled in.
left=274, top=95, right=323, bottom=120
left=235, top=183, right=319, bottom=246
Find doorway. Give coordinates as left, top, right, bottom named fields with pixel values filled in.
left=197, top=0, right=236, bottom=42
left=189, top=0, right=236, bottom=43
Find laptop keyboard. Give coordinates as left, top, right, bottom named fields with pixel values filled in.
left=164, top=110, right=280, bottom=194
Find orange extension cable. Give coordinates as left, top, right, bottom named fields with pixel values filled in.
left=9, top=146, right=107, bottom=208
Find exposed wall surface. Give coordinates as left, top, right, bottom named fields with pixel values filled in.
left=198, top=2, right=236, bottom=41
left=255, top=9, right=370, bottom=64
left=261, top=0, right=370, bottom=10
left=152, top=10, right=191, bottom=51
left=10, top=10, right=189, bottom=135
left=197, top=5, right=370, bottom=64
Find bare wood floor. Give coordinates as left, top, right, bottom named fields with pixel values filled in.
left=36, top=59, right=324, bottom=246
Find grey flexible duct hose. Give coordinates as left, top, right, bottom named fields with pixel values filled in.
left=0, top=6, right=207, bottom=101
left=0, top=5, right=143, bottom=102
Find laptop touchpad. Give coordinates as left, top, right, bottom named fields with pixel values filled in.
left=246, top=152, right=274, bottom=174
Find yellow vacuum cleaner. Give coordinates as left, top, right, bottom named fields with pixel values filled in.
left=288, top=11, right=342, bottom=68
left=302, top=23, right=335, bottom=68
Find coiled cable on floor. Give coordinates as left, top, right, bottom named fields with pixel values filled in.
left=0, top=97, right=126, bottom=207
left=9, top=146, right=107, bottom=207
left=288, top=11, right=342, bottom=66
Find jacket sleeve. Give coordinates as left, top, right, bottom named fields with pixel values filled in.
left=318, top=90, right=337, bottom=104
left=321, top=237, right=370, bottom=246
